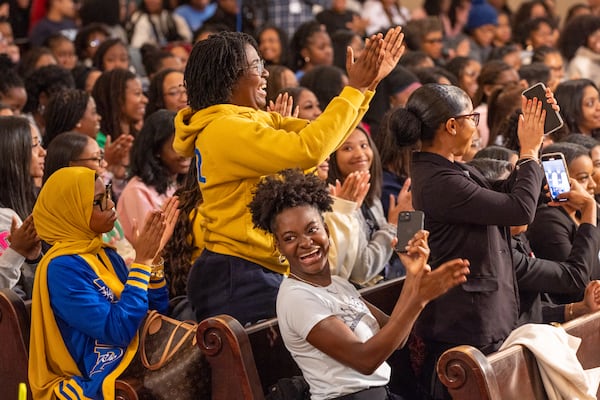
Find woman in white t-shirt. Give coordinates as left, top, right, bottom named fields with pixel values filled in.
left=248, top=168, right=470, bottom=400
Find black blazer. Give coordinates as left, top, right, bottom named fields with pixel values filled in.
left=514, top=222, right=600, bottom=325
left=527, top=204, right=600, bottom=303
left=411, top=152, right=544, bottom=347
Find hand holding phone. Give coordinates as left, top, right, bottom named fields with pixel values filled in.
left=541, top=152, right=570, bottom=202
left=395, top=211, right=425, bottom=252
left=521, top=82, right=563, bottom=135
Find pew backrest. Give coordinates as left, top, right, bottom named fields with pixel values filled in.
left=437, top=311, right=600, bottom=400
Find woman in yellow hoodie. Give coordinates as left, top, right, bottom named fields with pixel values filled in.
left=174, top=29, right=405, bottom=325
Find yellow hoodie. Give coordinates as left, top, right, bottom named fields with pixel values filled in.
left=174, top=86, right=374, bottom=274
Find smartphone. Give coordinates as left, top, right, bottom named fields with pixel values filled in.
left=541, top=152, right=570, bottom=202
left=522, top=82, right=564, bottom=135
left=395, top=211, right=425, bottom=252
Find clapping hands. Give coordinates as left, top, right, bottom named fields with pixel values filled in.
left=131, top=196, right=180, bottom=265
left=346, top=26, right=405, bottom=93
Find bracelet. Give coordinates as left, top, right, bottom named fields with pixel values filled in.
left=567, top=303, right=574, bottom=319
left=150, top=257, right=165, bottom=280
left=516, top=156, right=539, bottom=166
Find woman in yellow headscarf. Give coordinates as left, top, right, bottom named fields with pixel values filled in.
left=29, top=167, right=177, bottom=400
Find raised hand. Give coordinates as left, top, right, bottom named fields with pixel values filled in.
left=369, top=26, right=405, bottom=89
left=550, top=178, right=595, bottom=212
left=583, top=280, right=600, bottom=314
left=132, top=210, right=166, bottom=266
left=157, top=196, right=181, bottom=256
left=104, top=134, right=133, bottom=165
left=267, top=93, right=299, bottom=118
left=329, top=170, right=370, bottom=207
left=8, top=215, right=41, bottom=260
left=398, top=230, right=430, bottom=277
left=517, top=95, right=545, bottom=159
left=388, top=177, right=413, bottom=226
left=346, top=33, right=384, bottom=92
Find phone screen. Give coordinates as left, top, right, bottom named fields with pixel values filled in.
left=522, top=83, right=564, bottom=135
left=541, top=157, right=570, bottom=201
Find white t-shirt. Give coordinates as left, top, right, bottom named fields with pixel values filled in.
left=277, top=275, right=390, bottom=400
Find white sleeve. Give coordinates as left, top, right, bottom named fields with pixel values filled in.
left=130, top=14, right=155, bottom=48
left=173, top=13, right=192, bottom=42
left=278, top=283, right=334, bottom=340
left=0, top=248, right=25, bottom=289
left=349, top=202, right=395, bottom=285
left=325, top=196, right=362, bottom=280
left=362, top=1, right=384, bottom=36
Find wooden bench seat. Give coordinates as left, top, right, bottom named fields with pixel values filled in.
left=1, top=276, right=407, bottom=399
left=437, top=311, right=600, bottom=400
left=0, top=288, right=261, bottom=400
left=0, top=289, right=31, bottom=399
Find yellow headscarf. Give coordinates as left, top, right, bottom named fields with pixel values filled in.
left=29, top=167, right=137, bottom=400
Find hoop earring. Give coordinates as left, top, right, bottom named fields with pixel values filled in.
left=278, top=254, right=287, bottom=264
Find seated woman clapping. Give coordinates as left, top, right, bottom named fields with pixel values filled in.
left=248, top=169, right=470, bottom=400
left=29, top=167, right=178, bottom=400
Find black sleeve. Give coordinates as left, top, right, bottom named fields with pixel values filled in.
left=516, top=224, right=600, bottom=294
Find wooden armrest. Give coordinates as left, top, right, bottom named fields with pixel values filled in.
left=198, top=314, right=265, bottom=400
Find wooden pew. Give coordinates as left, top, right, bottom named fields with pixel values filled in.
left=0, top=289, right=31, bottom=400
left=1, top=276, right=406, bottom=400
left=0, top=288, right=260, bottom=400
left=437, top=311, right=600, bottom=400
left=245, top=276, right=406, bottom=394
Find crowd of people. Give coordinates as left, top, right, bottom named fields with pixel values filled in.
left=3, top=0, right=600, bottom=399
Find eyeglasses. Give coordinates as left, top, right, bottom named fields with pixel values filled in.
left=246, top=59, right=265, bottom=76
left=93, top=183, right=112, bottom=211
left=73, top=150, right=105, bottom=166
left=453, top=112, right=480, bottom=126
left=165, top=85, right=187, bottom=97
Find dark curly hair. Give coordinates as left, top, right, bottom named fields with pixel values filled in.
left=299, top=65, right=345, bottom=109
left=249, top=169, right=333, bottom=234
left=23, top=64, right=75, bottom=114
left=185, top=31, right=257, bottom=111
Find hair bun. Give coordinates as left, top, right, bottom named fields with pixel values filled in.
left=389, top=107, right=422, bottom=147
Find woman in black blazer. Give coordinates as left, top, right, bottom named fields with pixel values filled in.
left=385, top=83, right=554, bottom=399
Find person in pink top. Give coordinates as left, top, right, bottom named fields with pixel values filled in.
left=117, top=109, right=191, bottom=242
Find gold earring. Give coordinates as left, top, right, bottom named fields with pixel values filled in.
left=278, top=254, right=286, bottom=264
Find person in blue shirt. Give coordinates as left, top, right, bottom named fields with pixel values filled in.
left=29, top=166, right=178, bottom=400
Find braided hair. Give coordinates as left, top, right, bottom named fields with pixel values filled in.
left=92, top=68, right=137, bottom=139
left=44, top=89, right=90, bottom=146
left=185, top=31, right=257, bottom=111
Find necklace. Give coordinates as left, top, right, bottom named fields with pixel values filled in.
left=288, top=272, right=327, bottom=288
